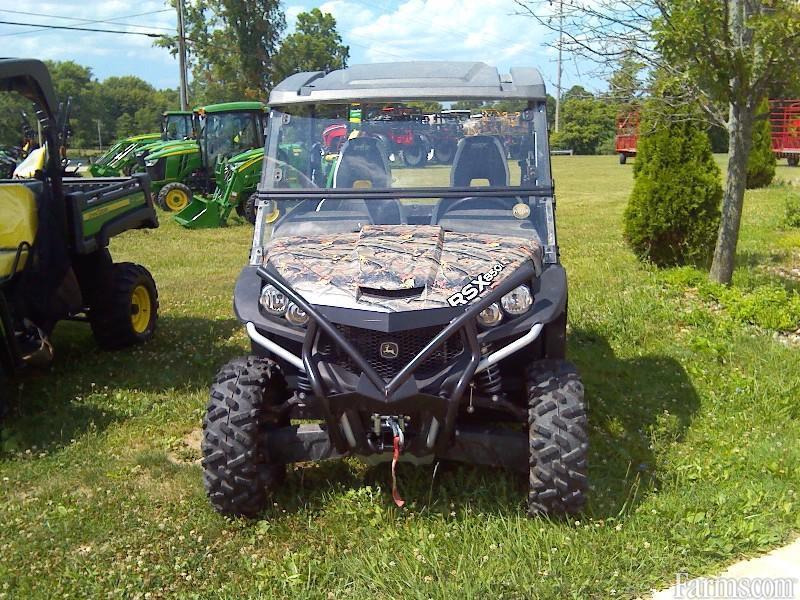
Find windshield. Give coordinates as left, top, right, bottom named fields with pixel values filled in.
left=163, top=114, right=193, bottom=140
left=253, top=100, right=556, bottom=264
left=202, top=111, right=261, bottom=168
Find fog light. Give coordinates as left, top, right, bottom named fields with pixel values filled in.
left=285, top=303, right=309, bottom=327
left=260, top=285, right=288, bottom=315
left=501, top=285, right=533, bottom=316
left=477, top=302, right=503, bottom=327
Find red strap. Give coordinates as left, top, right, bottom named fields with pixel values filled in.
left=391, top=435, right=405, bottom=508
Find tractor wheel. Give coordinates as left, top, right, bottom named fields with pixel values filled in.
left=526, top=360, right=588, bottom=517
left=788, top=156, right=799, bottom=167
left=618, top=153, right=627, bottom=165
left=243, top=194, right=258, bottom=225
left=403, top=136, right=428, bottom=167
left=235, top=202, right=245, bottom=218
left=157, top=182, right=193, bottom=212
left=90, top=263, right=159, bottom=350
left=435, top=142, right=456, bottom=164
left=202, top=356, right=288, bottom=516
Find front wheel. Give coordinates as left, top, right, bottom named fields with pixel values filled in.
left=526, top=360, right=588, bottom=517
left=242, top=194, right=258, bottom=225
left=618, top=152, right=628, bottom=165
left=157, top=182, right=193, bottom=212
left=788, top=156, right=799, bottom=167
left=435, top=141, right=456, bottom=164
left=90, top=263, right=158, bottom=350
left=202, top=357, right=288, bottom=516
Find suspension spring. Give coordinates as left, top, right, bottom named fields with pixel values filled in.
left=297, top=372, right=312, bottom=393
left=477, top=344, right=504, bottom=396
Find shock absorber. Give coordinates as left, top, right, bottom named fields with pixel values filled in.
left=477, top=343, right=503, bottom=396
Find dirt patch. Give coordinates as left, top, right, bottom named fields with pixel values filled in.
left=166, top=429, right=202, bottom=465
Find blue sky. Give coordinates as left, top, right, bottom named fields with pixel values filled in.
left=0, top=0, right=600, bottom=95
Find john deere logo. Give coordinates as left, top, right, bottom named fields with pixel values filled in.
left=380, top=342, right=399, bottom=359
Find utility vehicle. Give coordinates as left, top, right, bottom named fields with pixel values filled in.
left=0, top=59, right=159, bottom=405
left=143, top=102, right=266, bottom=212
left=202, top=62, right=587, bottom=517
left=89, top=110, right=195, bottom=178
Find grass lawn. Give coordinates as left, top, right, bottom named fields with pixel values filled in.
left=1, top=155, right=799, bottom=598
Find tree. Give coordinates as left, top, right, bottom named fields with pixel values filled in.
left=514, top=0, right=800, bottom=284
left=746, top=99, right=776, bottom=189
left=550, top=90, right=615, bottom=154
left=159, top=0, right=285, bottom=102
left=273, top=9, right=349, bottom=83
left=623, top=100, right=722, bottom=267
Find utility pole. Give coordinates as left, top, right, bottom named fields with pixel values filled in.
left=95, top=119, right=102, bottom=152
left=176, top=0, right=190, bottom=111
left=555, top=0, right=563, bottom=133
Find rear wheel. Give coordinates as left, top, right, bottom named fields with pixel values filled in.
left=403, top=136, right=429, bottom=167
left=788, top=156, right=799, bottom=167
left=526, top=360, right=588, bottom=517
left=618, top=152, right=628, bottom=165
left=202, top=357, right=288, bottom=516
left=157, top=182, right=193, bottom=212
left=90, top=263, right=158, bottom=350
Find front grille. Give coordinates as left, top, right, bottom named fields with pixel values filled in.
left=323, top=324, right=464, bottom=380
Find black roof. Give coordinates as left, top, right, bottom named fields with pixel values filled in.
left=0, top=58, right=59, bottom=117
left=269, top=61, right=547, bottom=106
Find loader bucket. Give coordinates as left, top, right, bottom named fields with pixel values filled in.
left=173, top=195, right=224, bottom=229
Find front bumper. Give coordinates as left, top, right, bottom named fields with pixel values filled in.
left=235, top=262, right=567, bottom=454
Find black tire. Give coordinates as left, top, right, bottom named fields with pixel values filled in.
left=526, top=360, right=588, bottom=517
left=242, top=194, right=258, bottom=225
left=235, top=202, right=245, bottom=218
left=157, top=182, right=193, bottom=212
left=619, top=152, right=627, bottom=165
left=403, top=136, right=428, bottom=167
left=202, top=357, right=288, bottom=516
left=435, top=141, right=456, bottom=164
left=788, top=156, right=799, bottom=167
left=90, top=263, right=158, bottom=350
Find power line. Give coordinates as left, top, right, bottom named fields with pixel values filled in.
left=0, top=9, right=174, bottom=37
left=0, top=20, right=162, bottom=37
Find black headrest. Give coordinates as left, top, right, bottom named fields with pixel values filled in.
left=450, top=135, right=509, bottom=187
left=333, top=136, right=391, bottom=189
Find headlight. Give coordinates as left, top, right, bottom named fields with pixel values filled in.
left=477, top=302, right=503, bottom=327
left=501, top=285, right=533, bottom=316
left=259, top=285, right=288, bottom=315
left=285, top=303, right=309, bottom=327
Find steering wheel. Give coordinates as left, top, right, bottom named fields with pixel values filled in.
left=434, top=196, right=519, bottom=223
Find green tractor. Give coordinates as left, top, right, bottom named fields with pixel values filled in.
left=174, top=142, right=311, bottom=229
left=1, top=59, right=160, bottom=406
left=143, top=102, right=267, bottom=214
left=88, top=110, right=195, bottom=178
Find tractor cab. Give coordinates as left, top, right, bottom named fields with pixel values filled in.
left=161, top=110, right=196, bottom=141
left=198, top=103, right=266, bottom=174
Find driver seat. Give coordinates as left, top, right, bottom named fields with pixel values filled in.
left=432, top=135, right=512, bottom=224
left=330, top=136, right=402, bottom=225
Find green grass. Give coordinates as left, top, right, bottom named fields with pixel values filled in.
left=2, top=156, right=800, bottom=598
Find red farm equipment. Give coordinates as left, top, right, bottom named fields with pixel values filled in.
left=769, top=99, right=800, bottom=166
left=615, top=112, right=639, bottom=164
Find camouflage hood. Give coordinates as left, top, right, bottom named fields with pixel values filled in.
left=265, top=225, right=542, bottom=312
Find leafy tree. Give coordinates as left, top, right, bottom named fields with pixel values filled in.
left=746, top=99, right=776, bottom=189
left=550, top=90, right=615, bottom=154
left=273, top=9, right=349, bottom=83
left=515, top=0, right=800, bottom=284
left=160, top=0, right=285, bottom=102
left=623, top=100, right=722, bottom=267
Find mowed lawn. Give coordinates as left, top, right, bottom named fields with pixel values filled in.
left=1, top=156, right=799, bottom=598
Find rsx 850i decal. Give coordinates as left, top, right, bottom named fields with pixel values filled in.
left=447, top=263, right=506, bottom=307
